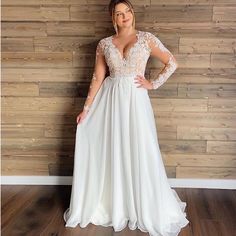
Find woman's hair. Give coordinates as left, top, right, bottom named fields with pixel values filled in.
left=108, top=0, right=135, bottom=30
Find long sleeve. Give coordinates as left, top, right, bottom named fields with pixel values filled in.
left=83, top=39, right=107, bottom=112
left=147, top=32, right=178, bottom=90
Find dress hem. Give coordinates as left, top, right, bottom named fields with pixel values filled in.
left=64, top=208, right=189, bottom=236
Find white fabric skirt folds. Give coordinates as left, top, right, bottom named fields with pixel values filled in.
left=63, top=74, right=189, bottom=236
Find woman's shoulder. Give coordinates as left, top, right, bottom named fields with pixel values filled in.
left=96, top=35, right=110, bottom=50
left=99, top=30, right=156, bottom=40
left=96, top=35, right=112, bottom=49
left=97, top=30, right=159, bottom=47
left=99, top=34, right=112, bottom=43
left=139, top=30, right=159, bottom=39
left=140, top=31, right=164, bottom=48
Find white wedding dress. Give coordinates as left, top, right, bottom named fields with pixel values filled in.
left=63, top=30, right=189, bottom=236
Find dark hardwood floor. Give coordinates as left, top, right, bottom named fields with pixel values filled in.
left=1, top=185, right=236, bottom=236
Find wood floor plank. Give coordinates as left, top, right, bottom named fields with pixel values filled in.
left=1, top=186, right=236, bottom=236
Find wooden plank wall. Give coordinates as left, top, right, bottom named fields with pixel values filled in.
left=1, top=0, right=236, bottom=178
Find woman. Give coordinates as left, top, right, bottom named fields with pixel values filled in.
left=64, top=0, right=189, bottom=235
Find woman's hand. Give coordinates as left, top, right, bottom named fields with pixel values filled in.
left=76, top=110, right=89, bottom=124
left=134, top=75, right=153, bottom=90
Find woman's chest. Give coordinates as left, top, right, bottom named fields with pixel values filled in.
left=104, top=38, right=151, bottom=66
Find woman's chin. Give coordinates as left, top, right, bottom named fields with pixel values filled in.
left=121, top=22, right=132, bottom=28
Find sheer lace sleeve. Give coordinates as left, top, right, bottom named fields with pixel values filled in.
left=146, top=32, right=178, bottom=90
left=83, top=39, right=107, bottom=112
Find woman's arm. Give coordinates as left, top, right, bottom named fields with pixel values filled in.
left=83, top=39, right=107, bottom=112
left=147, top=33, right=178, bottom=90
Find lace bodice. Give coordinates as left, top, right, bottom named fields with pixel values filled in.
left=82, top=30, right=178, bottom=112
left=98, top=30, right=150, bottom=78
left=98, top=30, right=178, bottom=84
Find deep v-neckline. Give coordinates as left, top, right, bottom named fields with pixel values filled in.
left=111, top=30, right=140, bottom=61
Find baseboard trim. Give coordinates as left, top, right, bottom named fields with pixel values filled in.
left=1, top=176, right=236, bottom=189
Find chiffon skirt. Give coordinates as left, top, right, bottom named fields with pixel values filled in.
left=63, top=74, right=189, bottom=236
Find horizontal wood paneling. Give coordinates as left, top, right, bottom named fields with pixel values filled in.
left=163, top=154, right=236, bottom=167
left=1, top=0, right=236, bottom=178
left=155, top=112, right=236, bottom=128
left=176, top=166, right=236, bottom=179
left=207, top=141, right=236, bottom=154
left=1, top=22, right=47, bottom=37
left=2, top=6, right=70, bottom=21
left=177, top=126, right=236, bottom=140
left=180, top=37, right=236, bottom=53
left=2, top=52, right=73, bottom=67
left=213, top=6, right=236, bottom=22
left=2, top=38, right=34, bottom=52
left=2, top=97, right=76, bottom=111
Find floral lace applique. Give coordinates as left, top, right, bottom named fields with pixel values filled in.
left=145, top=32, right=178, bottom=90
left=83, top=40, right=106, bottom=112
left=82, top=31, right=178, bottom=112
left=102, top=31, right=151, bottom=78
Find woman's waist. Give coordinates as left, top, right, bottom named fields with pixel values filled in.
left=104, top=74, right=141, bottom=88
left=103, top=74, right=148, bottom=94
left=107, top=73, right=144, bottom=79
left=106, top=74, right=136, bottom=85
